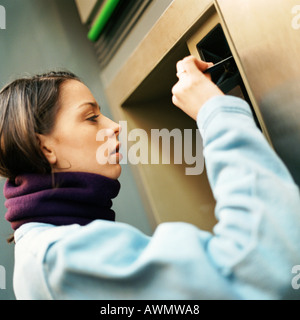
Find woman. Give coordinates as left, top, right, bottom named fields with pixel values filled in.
left=1, top=57, right=300, bottom=300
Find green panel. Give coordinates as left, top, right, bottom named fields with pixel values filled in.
left=88, top=0, right=121, bottom=42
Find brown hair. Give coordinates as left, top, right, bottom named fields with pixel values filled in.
left=0, top=71, right=80, bottom=182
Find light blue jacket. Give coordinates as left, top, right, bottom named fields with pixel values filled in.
left=13, top=96, right=300, bottom=300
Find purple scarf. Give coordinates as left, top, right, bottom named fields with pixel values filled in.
left=4, top=172, right=120, bottom=231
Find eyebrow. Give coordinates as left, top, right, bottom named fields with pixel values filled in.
left=77, top=102, right=101, bottom=111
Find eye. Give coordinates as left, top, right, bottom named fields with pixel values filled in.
left=86, top=114, right=100, bottom=123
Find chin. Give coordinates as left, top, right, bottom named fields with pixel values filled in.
left=107, top=164, right=122, bottom=180
left=116, top=165, right=122, bottom=179
left=80, top=164, right=122, bottom=180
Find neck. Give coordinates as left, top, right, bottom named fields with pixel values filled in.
left=4, top=171, right=121, bottom=230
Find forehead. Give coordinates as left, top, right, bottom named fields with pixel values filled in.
left=59, top=80, right=95, bottom=107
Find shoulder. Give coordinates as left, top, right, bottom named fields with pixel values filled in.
left=13, top=221, right=124, bottom=299
left=15, top=222, right=81, bottom=253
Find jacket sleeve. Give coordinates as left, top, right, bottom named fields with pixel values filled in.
left=44, top=96, right=300, bottom=300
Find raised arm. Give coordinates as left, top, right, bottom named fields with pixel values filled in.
left=16, top=57, right=300, bottom=300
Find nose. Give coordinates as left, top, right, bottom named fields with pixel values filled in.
left=103, top=116, right=121, bottom=138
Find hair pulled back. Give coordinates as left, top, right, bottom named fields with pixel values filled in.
left=0, top=71, right=79, bottom=181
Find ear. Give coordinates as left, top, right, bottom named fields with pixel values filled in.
left=36, top=134, right=57, bottom=165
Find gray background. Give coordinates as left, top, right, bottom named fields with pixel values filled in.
left=0, top=0, right=156, bottom=300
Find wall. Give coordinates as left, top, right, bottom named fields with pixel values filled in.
left=0, top=0, right=152, bottom=300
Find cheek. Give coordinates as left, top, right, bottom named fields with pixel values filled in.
left=54, top=126, right=99, bottom=157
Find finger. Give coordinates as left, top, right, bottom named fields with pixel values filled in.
left=176, top=60, right=188, bottom=78
left=194, top=58, right=212, bottom=72
left=172, top=94, right=180, bottom=107
left=171, top=83, right=182, bottom=106
left=172, top=92, right=183, bottom=109
left=171, top=82, right=179, bottom=97
left=176, top=60, right=185, bottom=73
left=176, top=70, right=188, bottom=78
left=183, top=56, right=211, bottom=70
left=181, top=56, right=211, bottom=74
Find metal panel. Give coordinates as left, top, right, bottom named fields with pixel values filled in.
left=216, top=0, right=300, bottom=186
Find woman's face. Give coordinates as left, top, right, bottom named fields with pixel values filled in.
left=39, top=80, right=122, bottom=180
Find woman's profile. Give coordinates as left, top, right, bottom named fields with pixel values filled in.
left=1, top=56, right=299, bottom=300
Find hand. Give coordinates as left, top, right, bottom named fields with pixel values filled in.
left=172, top=56, right=224, bottom=120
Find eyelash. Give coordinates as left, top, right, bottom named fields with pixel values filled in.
left=87, top=114, right=100, bottom=123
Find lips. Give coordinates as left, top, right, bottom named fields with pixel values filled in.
left=110, top=143, right=121, bottom=155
